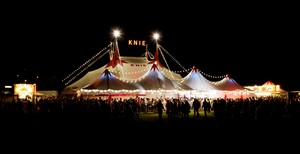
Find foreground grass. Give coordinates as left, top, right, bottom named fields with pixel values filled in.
left=137, top=110, right=215, bottom=122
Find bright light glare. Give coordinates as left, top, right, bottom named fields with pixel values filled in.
left=113, top=30, right=121, bottom=38
left=153, top=33, right=159, bottom=40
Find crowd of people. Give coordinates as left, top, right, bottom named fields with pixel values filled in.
left=1, top=95, right=300, bottom=138
left=1, top=95, right=300, bottom=122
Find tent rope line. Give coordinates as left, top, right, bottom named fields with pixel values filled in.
left=63, top=43, right=112, bottom=85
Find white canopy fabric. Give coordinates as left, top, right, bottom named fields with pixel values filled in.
left=179, top=66, right=218, bottom=91
left=211, top=75, right=246, bottom=91
left=62, top=56, right=183, bottom=94
left=83, top=69, right=140, bottom=90
left=135, top=64, right=180, bottom=90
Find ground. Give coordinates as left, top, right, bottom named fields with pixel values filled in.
left=1, top=110, right=298, bottom=150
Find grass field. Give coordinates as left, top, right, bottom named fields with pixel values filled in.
left=137, top=110, right=215, bottom=122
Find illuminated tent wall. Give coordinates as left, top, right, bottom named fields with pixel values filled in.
left=178, top=66, right=219, bottom=98
left=135, top=64, right=179, bottom=90
left=62, top=58, right=183, bottom=96
left=78, top=63, right=190, bottom=99
left=133, top=63, right=192, bottom=98
left=212, top=74, right=245, bottom=91
left=211, top=74, right=254, bottom=99
left=80, top=69, right=142, bottom=97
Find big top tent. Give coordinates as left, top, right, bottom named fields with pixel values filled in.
left=211, top=74, right=254, bottom=99
left=61, top=29, right=255, bottom=99
left=179, top=66, right=218, bottom=91
left=61, top=30, right=185, bottom=99
left=212, top=74, right=246, bottom=91
left=178, top=66, right=220, bottom=98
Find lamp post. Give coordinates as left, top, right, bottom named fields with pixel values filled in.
left=152, top=33, right=160, bottom=65
left=153, top=32, right=160, bottom=48
left=109, top=29, right=121, bottom=61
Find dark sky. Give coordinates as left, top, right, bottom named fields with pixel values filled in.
left=1, top=2, right=299, bottom=92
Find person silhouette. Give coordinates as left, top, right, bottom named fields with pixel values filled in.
left=155, top=99, right=164, bottom=120
left=192, top=98, right=201, bottom=118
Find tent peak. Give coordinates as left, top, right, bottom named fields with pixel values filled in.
left=192, top=66, right=197, bottom=72
left=106, top=36, right=126, bottom=68
left=150, top=63, right=159, bottom=71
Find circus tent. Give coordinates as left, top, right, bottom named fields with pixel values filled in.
left=61, top=30, right=254, bottom=99
left=129, top=63, right=192, bottom=98
left=177, top=66, right=220, bottom=98
left=134, top=64, right=181, bottom=91
left=212, top=74, right=246, bottom=91
left=179, top=66, right=218, bottom=91
left=61, top=30, right=184, bottom=98
left=80, top=63, right=189, bottom=94
left=211, top=74, right=254, bottom=99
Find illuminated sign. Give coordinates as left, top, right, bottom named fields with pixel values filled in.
left=128, top=40, right=146, bottom=46
left=130, top=64, right=147, bottom=67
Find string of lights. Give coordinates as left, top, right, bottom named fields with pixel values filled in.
left=63, top=44, right=111, bottom=85
left=108, top=68, right=149, bottom=75
left=198, top=70, right=226, bottom=79
left=158, top=45, right=188, bottom=73
left=158, top=45, right=226, bottom=79
left=158, top=46, right=174, bottom=79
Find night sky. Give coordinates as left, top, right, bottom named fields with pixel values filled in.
left=1, top=2, right=299, bottom=92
